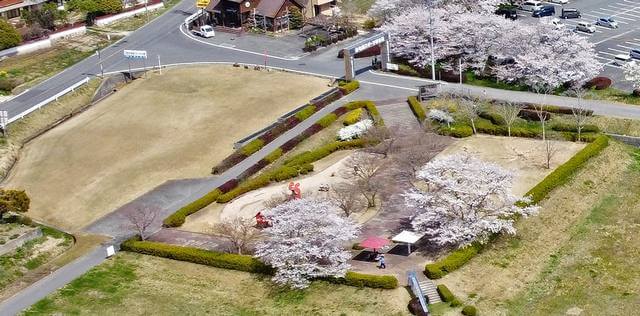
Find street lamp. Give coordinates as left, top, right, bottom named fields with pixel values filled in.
left=426, top=0, right=436, bottom=81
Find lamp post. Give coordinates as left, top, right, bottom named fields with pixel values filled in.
left=426, top=0, right=436, bottom=81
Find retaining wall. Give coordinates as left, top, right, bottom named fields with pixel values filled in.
left=0, top=227, right=42, bottom=256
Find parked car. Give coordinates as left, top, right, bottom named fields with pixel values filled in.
left=613, top=54, right=632, bottom=66
left=532, top=5, right=555, bottom=17
left=575, top=22, right=596, bottom=33
left=631, top=49, right=640, bottom=59
left=549, top=0, right=569, bottom=3
left=561, top=8, right=581, bottom=19
left=192, top=25, right=215, bottom=38
left=520, top=1, right=544, bottom=12
left=550, top=18, right=565, bottom=29
left=495, top=7, right=518, bottom=20
left=595, top=17, right=619, bottom=28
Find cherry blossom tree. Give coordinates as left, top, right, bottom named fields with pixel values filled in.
left=623, top=61, right=640, bottom=89
left=254, top=198, right=360, bottom=289
left=368, top=0, right=423, bottom=20
left=405, top=154, right=538, bottom=247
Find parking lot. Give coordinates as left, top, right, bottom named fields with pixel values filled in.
left=517, top=0, right=640, bottom=89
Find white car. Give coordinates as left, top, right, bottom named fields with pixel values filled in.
left=549, top=0, right=569, bottom=4
left=549, top=18, right=565, bottom=29
left=520, top=1, right=544, bottom=11
left=575, top=22, right=597, bottom=33
left=595, top=17, right=619, bottom=29
left=192, top=25, right=215, bottom=38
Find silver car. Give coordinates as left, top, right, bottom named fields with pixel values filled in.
left=596, top=17, right=619, bottom=28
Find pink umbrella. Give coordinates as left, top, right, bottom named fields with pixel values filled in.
left=359, top=236, right=391, bottom=251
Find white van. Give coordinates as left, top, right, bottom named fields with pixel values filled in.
left=575, top=22, right=597, bottom=33
left=520, top=1, right=544, bottom=12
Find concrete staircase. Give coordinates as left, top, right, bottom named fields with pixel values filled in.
left=418, top=278, right=442, bottom=304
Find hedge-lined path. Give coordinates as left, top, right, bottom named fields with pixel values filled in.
left=376, top=99, right=422, bottom=136
left=147, top=228, right=231, bottom=252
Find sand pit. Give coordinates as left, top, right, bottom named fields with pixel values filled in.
left=2, top=66, right=328, bottom=231
left=438, top=135, right=586, bottom=196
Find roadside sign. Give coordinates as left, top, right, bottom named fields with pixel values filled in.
left=386, top=63, right=398, bottom=71
left=123, top=50, right=148, bottom=60
left=196, top=0, right=210, bottom=8
left=106, top=245, right=116, bottom=257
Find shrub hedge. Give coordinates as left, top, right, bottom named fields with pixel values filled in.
left=519, top=104, right=593, bottom=116
left=407, top=96, right=427, bottom=122
left=295, top=105, right=317, bottom=121
left=425, top=243, right=483, bottom=279
left=241, top=138, right=265, bottom=156
left=338, top=271, right=399, bottom=289
left=437, top=124, right=474, bottom=138
left=462, top=305, right=478, bottom=316
left=479, top=111, right=506, bottom=126
left=163, top=189, right=222, bottom=227
left=344, top=100, right=384, bottom=125
left=524, top=135, right=609, bottom=204
left=561, top=132, right=598, bottom=143
left=437, top=284, right=455, bottom=302
left=317, top=113, right=338, bottom=128
left=343, top=108, right=363, bottom=125
left=264, top=148, right=283, bottom=163
left=121, top=239, right=273, bottom=273
left=584, top=76, right=612, bottom=90
left=338, top=80, right=360, bottom=95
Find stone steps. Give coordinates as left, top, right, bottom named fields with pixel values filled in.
left=418, top=280, right=442, bottom=304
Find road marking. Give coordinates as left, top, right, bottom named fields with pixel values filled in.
left=608, top=47, right=629, bottom=53
left=599, top=7, right=640, bottom=19
left=598, top=51, right=619, bottom=57
left=617, top=44, right=636, bottom=50
left=594, top=29, right=636, bottom=44
left=625, top=41, right=640, bottom=47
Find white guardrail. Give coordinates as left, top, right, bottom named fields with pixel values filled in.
left=7, top=77, right=90, bottom=125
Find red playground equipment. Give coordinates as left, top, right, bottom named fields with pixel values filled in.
left=288, top=182, right=301, bottom=199
left=255, top=212, right=270, bottom=228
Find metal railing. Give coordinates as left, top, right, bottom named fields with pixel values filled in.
left=7, top=77, right=91, bottom=124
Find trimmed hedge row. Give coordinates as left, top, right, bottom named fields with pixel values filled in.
left=339, top=271, right=398, bottom=289
left=163, top=189, right=222, bottom=227
left=407, top=96, right=427, bottom=122
left=437, top=124, right=474, bottom=138
left=241, top=138, right=265, bottom=156
left=437, top=284, right=455, bottom=302
left=317, top=113, right=338, bottom=128
left=462, top=305, right=478, bottom=316
left=425, top=243, right=483, bottom=279
left=344, top=100, right=384, bottom=125
left=524, top=135, right=609, bottom=204
left=343, top=108, right=362, bottom=125
left=561, top=132, right=598, bottom=143
left=264, top=148, right=283, bottom=163
left=122, top=238, right=398, bottom=289
left=522, top=104, right=594, bottom=116
left=295, top=105, right=317, bottom=121
left=121, top=239, right=272, bottom=274
left=479, top=111, right=506, bottom=126
left=338, top=80, right=360, bottom=94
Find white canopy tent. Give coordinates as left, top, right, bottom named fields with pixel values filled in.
left=391, top=230, right=425, bottom=254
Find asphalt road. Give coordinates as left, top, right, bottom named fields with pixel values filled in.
left=517, top=0, right=640, bottom=90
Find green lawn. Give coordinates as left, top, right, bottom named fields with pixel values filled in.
left=24, top=252, right=411, bottom=315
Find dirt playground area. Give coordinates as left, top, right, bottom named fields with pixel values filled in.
left=439, top=135, right=586, bottom=196
left=2, top=66, right=328, bottom=231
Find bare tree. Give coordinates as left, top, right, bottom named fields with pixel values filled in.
left=496, top=102, right=524, bottom=137
left=394, top=133, right=448, bottom=177
left=329, top=182, right=363, bottom=217
left=567, top=88, right=591, bottom=142
left=213, top=217, right=262, bottom=255
left=532, top=84, right=554, bottom=141
left=543, top=140, right=559, bottom=169
left=263, top=190, right=292, bottom=209
left=348, top=152, right=385, bottom=207
left=363, top=125, right=397, bottom=158
left=458, top=98, right=480, bottom=134
left=125, top=206, right=159, bottom=240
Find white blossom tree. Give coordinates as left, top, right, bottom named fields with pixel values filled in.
left=405, top=154, right=538, bottom=247
left=254, top=198, right=360, bottom=289
left=623, top=61, right=640, bottom=89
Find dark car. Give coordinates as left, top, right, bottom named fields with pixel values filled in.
left=532, top=5, right=555, bottom=18
left=561, top=8, right=581, bottom=19
left=495, top=7, right=518, bottom=20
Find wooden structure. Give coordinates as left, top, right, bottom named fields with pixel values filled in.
left=205, top=0, right=305, bottom=32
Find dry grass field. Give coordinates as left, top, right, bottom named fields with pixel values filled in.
left=25, top=252, right=411, bottom=315
left=2, top=66, right=328, bottom=231
left=439, top=135, right=585, bottom=196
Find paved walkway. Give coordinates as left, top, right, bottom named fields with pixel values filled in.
left=148, top=228, right=231, bottom=252
left=376, top=98, right=422, bottom=135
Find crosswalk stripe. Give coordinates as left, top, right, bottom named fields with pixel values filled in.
left=608, top=47, right=629, bottom=53
left=599, top=7, right=640, bottom=19
left=618, top=44, right=636, bottom=50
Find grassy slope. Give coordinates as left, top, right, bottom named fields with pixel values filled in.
left=440, top=141, right=639, bottom=315
left=24, top=252, right=410, bottom=315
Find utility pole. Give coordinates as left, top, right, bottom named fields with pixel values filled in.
left=459, top=58, right=462, bottom=85
left=96, top=50, right=104, bottom=78
left=428, top=2, right=436, bottom=81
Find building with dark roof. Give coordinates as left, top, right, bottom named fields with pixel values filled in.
left=204, top=0, right=312, bottom=32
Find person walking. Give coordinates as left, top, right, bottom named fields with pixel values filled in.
left=378, top=254, right=386, bottom=269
